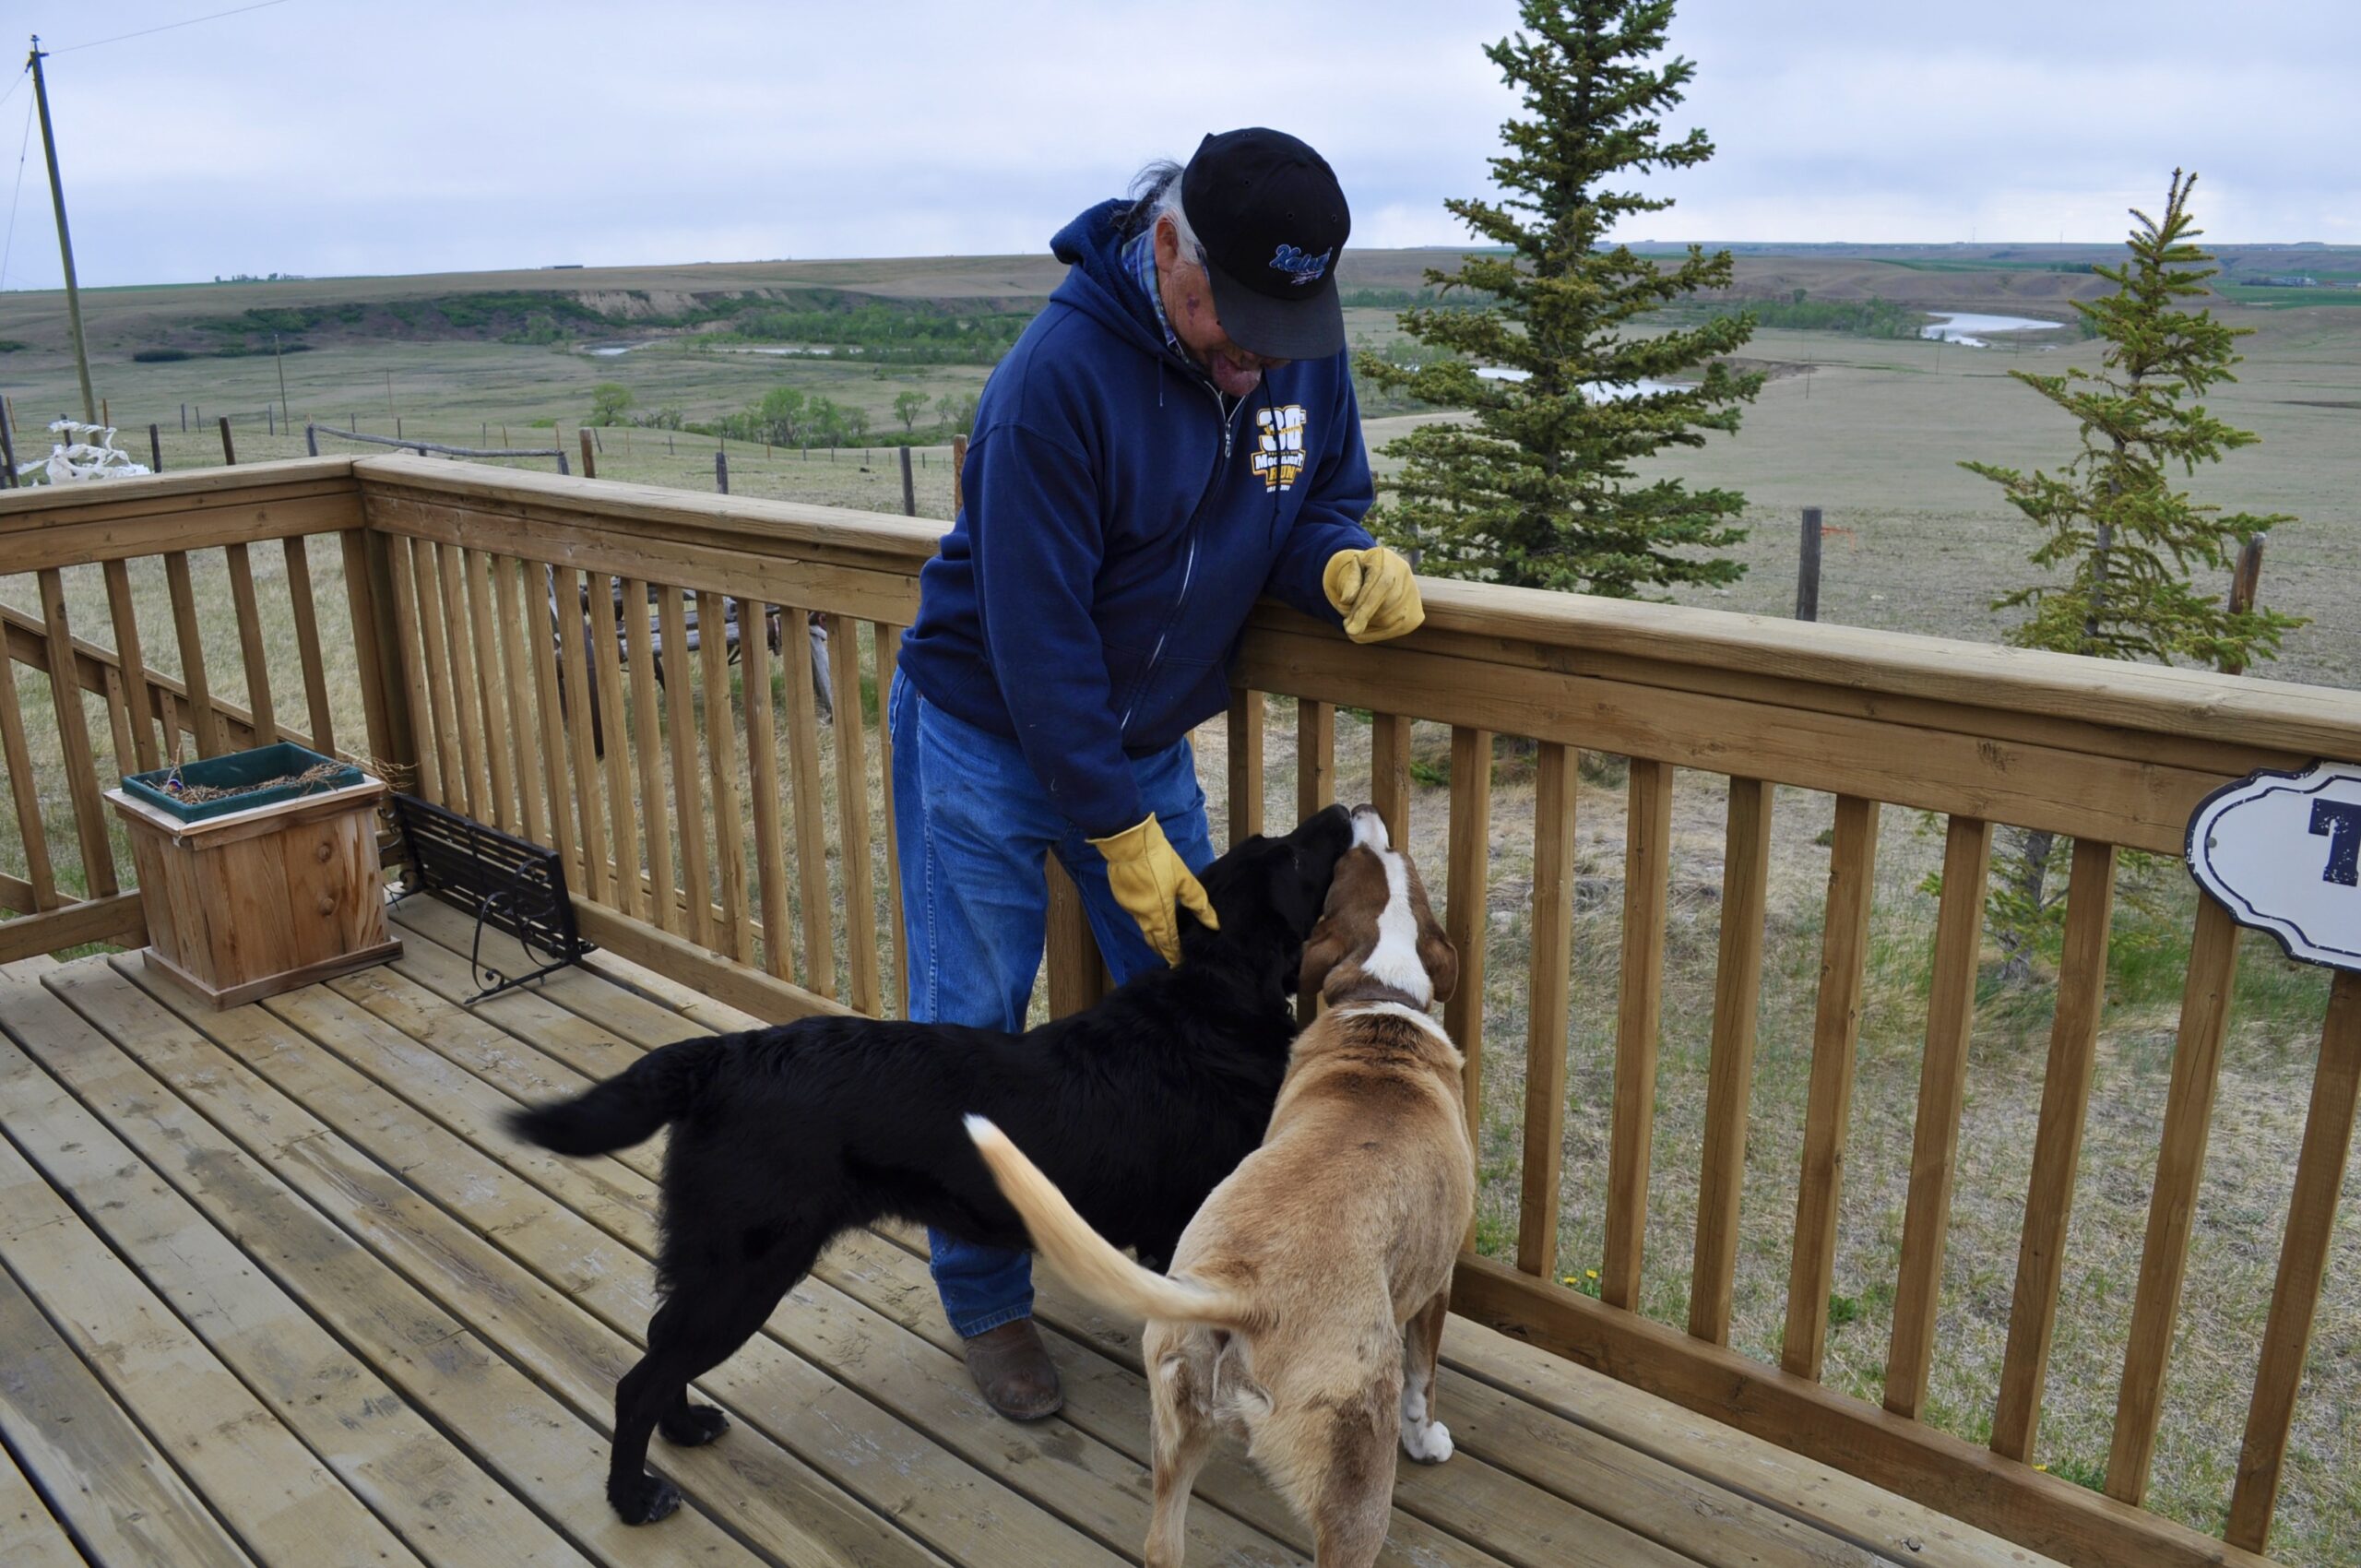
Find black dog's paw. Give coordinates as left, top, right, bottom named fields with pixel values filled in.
left=611, top=1472, right=682, bottom=1525
left=660, top=1403, right=730, bottom=1446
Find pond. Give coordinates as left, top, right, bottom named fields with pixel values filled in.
left=1919, top=312, right=2065, bottom=346
left=1477, top=366, right=1690, bottom=398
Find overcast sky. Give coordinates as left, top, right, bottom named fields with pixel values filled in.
left=2, top=0, right=2355, bottom=290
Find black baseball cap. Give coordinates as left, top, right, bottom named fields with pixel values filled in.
left=1179, top=128, right=1351, bottom=361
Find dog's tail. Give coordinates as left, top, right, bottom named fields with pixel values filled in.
left=965, top=1115, right=1252, bottom=1327
left=506, top=1033, right=729, bottom=1156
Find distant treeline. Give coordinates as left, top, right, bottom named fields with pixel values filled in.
left=1669, top=295, right=1929, bottom=337
left=700, top=301, right=1034, bottom=364
left=1339, top=286, right=1495, bottom=312
left=133, top=288, right=1044, bottom=362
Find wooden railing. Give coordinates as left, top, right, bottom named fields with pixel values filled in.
left=1227, top=582, right=2359, bottom=1568
left=353, top=456, right=938, bottom=1020
left=0, top=460, right=376, bottom=964
left=2, top=455, right=2355, bottom=1568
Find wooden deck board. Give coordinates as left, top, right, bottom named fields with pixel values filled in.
left=104, top=960, right=1092, bottom=1568
left=0, top=1240, right=258, bottom=1568
left=0, top=1433, right=84, bottom=1568
left=0, top=1058, right=457, bottom=1568
left=0, top=1007, right=595, bottom=1568
left=0, top=924, right=2072, bottom=1568
left=9, top=959, right=931, bottom=1568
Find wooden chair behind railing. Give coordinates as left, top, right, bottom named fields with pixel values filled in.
left=0, top=461, right=384, bottom=964
left=356, top=457, right=935, bottom=1024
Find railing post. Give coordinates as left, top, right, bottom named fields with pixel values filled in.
left=1796, top=506, right=1822, bottom=622
left=1045, top=860, right=1109, bottom=1018
left=2228, top=969, right=2361, bottom=1550
left=344, top=528, right=415, bottom=783
left=2220, top=533, right=2266, bottom=675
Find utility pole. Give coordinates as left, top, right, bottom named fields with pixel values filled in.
left=28, top=37, right=97, bottom=423
left=273, top=331, right=290, bottom=429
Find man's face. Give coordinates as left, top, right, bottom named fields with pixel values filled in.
left=1154, top=215, right=1290, bottom=398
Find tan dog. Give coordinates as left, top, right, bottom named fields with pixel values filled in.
left=967, top=805, right=1473, bottom=1567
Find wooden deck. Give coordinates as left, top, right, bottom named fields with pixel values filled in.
left=0, top=896, right=2058, bottom=1568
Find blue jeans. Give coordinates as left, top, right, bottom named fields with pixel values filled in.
left=887, top=670, right=1215, bottom=1336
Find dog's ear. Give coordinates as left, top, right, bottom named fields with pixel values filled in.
left=1297, top=912, right=1353, bottom=1000
left=1403, top=851, right=1458, bottom=1004
left=1418, top=926, right=1460, bottom=1006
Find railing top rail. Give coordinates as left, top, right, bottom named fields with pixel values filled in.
left=352, top=453, right=948, bottom=568
left=0, top=456, right=359, bottom=527
left=1310, top=580, right=2361, bottom=763
left=9, top=452, right=2353, bottom=765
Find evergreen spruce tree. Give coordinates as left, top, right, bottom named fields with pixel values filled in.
left=1963, top=170, right=2306, bottom=980
left=1356, top=0, right=1762, bottom=597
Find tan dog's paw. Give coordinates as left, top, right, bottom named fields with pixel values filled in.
left=1401, top=1419, right=1453, bottom=1464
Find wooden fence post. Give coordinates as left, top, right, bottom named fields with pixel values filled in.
left=180, top=401, right=187, bottom=432
left=952, top=432, right=968, bottom=513
left=101, top=397, right=109, bottom=428
left=218, top=415, right=236, bottom=466
left=715, top=449, right=729, bottom=494
left=2222, top=534, right=2267, bottom=675
left=148, top=423, right=162, bottom=472
left=1797, top=506, right=1822, bottom=622
left=267, top=405, right=275, bottom=436
left=898, top=445, right=916, bottom=517
left=579, top=427, right=597, bottom=480
left=0, top=413, right=16, bottom=487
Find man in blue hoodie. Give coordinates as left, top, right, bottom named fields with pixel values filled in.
left=892, top=128, right=1423, bottom=1418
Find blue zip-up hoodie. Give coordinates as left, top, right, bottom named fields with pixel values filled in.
left=896, top=198, right=1375, bottom=839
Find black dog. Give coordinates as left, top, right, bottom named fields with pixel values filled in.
left=507, top=804, right=1354, bottom=1525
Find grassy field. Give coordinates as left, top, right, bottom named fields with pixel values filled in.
left=3, top=246, right=2358, bottom=1562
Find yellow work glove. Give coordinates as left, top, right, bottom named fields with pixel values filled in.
left=1086, top=814, right=1218, bottom=966
left=1323, top=546, right=1424, bottom=643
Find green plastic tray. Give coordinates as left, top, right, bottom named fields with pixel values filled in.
left=122, top=742, right=364, bottom=824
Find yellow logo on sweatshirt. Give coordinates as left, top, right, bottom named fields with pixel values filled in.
left=1252, top=404, right=1308, bottom=493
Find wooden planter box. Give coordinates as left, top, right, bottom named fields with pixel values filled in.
left=106, top=773, right=401, bottom=1008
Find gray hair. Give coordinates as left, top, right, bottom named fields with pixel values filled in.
left=1123, top=160, right=1205, bottom=263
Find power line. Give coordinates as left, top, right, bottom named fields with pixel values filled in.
left=0, top=81, right=33, bottom=292
left=51, top=0, right=297, bottom=56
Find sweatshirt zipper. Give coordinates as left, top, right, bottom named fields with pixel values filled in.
left=1118, top=382, right=1241, bottom=733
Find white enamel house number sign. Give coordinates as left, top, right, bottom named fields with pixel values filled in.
left=2187, top=759, right=2361, bottom=973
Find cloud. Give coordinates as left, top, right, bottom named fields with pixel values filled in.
left=1, top=0, right=2352, bottom=288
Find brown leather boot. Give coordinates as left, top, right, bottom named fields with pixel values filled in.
left=961, top=1319, right=1062, bottom=1420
